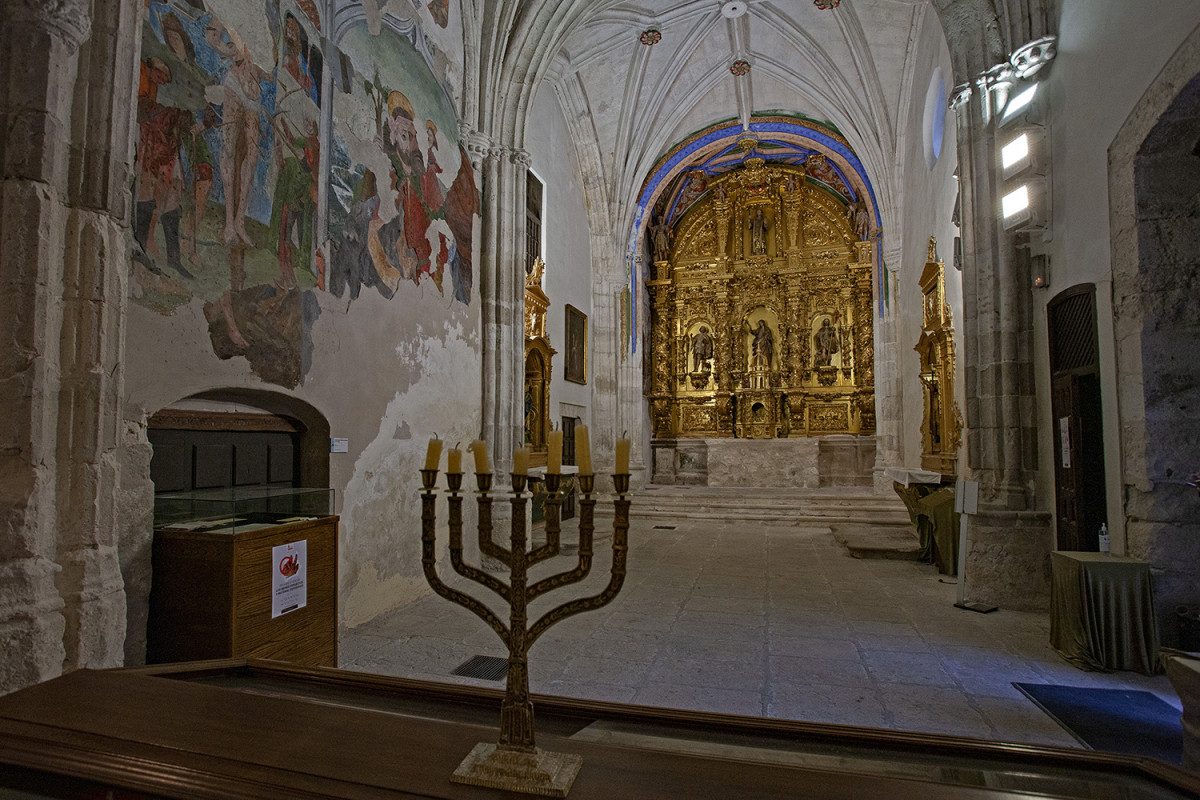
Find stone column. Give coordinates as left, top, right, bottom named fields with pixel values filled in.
left=590, top=269, right=625, bottom=482
left=479, top=144, right=530, bottom=475
left=59, top=0, right=139, bottom=675
left=872, top=242, right=903, bottom=493
left=0, top=0, right=84, bottom=694
left=950, top=63, right=1052, bottom=611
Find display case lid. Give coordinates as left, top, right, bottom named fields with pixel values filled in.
left=154, top=486, right=334, bottom=534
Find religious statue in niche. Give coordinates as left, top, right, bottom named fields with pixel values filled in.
left=749, top=320, right=774, bottom=370
left=750, top=207, right=768, bottom=255
left=691, top=326, right=714, bottom=373
left=814, top=318, right=839, bottom=367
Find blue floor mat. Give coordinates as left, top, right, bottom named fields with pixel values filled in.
left=1014, top=682, right=1183, bottom=764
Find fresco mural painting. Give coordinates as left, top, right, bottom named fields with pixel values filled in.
left=327, top=19, right=478, bottom=307
left=132, top=0, right=478, bottom=388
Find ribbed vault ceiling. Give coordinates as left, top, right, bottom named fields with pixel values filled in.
left=535, top=0, right=939, bottom=226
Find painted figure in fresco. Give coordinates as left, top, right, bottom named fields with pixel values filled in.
left=427, top=0, right=449, bottom=27
left=155, top=10, right=216, bottom=267
left=691, top=326, right=713, bottom=373
left=135, top=54, right=194, bottom=278
left=750, top=320, right=773, bottom=369
left=383, top=90, right=433, bottom=283
left=206, top=17, right=271, bottom=248
left=270, top=115, right=320, bottom=289
left=281, top=13, right=321, bottom=106
left=814, top=318, right=839, bottom=367
left=750, top=207, right=767, bottom=255
left=442, top=144, right=480, bottom=303
left=422, top=119, right=446, bottom=211
left=330, top=29, right=481, bottom=306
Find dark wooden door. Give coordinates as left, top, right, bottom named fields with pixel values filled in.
left=1048, top=286, right=1107, bottom=551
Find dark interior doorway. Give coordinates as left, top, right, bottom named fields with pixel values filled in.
left=1047, top=284, right=1107, bottom=551
left=148, top=409, right=302, bottom=492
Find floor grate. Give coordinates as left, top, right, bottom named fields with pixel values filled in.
left=653, top=525, right=676, bottom=530
left=451, top=655, right=508, bottom=681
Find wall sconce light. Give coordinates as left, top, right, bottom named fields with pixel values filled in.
left=1032, top=254, right=1050, bottom=289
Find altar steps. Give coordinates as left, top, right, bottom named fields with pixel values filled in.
left=631, top=485, right=920, bottom=560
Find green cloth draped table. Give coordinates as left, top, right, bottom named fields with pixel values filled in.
left=1050, top=551, right=1161, bottom=675
left=914, top=487, right=959, bottom=576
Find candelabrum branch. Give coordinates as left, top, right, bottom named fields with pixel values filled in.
left=447, top=488, right=511, bottom=603
left=421, top=489, right=509, bottom=641
left=474, top=478, right=511, bottom=562
left=528, top=474, right=564, bottom=565
left=527, top=493, right=595, bottom=601
left=527, top=495, right=628, bottom=646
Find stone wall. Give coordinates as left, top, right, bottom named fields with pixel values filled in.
left=1108, top=22, right=1200, bottom=644
left=964, top=510, right=1054, bottom=611
left=651, top=437, right=880, bottom=489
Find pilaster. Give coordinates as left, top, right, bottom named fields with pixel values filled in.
left=0, top=0, right=91, bottom=695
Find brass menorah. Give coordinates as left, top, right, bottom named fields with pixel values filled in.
left=419, top=452, right=630, bottom=797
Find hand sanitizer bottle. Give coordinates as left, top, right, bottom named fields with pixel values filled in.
left=1098, top=523, right=1110, bottom=554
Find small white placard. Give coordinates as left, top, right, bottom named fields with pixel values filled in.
left=1058, top=417, right=1071, bottom=469
left=331, top=438, right=349, bottom=453
left=954, top=478, right=980, bottom=515
left=272, top=540, right=307, bottom=619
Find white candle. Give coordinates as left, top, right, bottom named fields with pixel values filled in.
left=424, top=437, right=442, bottom=471
left=513, top=447, right=529, bottom=476
left=547, top=430, right=563, bottom=474
left=470, top=440, right=489, bottom=473
left=447, top=447, right=462, bottom=474
left=576, top=425, right=592, bottom=475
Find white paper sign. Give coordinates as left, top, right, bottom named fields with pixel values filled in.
left=1058, top=417, right=1071, bottom=469
left=272, top=540, right=307, bottom=618
left=331, top=438, right=349, bottom=453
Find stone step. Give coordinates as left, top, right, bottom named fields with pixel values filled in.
left=832, top=524, right=922, bottom=561
left=631, top=485, right=915, bottom=527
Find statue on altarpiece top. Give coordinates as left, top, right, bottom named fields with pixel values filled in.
left=649, top=217, right=673, bottom=263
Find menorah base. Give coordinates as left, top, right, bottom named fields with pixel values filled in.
left=450, top=742, right=582, bottom=797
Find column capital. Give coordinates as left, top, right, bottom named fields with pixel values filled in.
left=458, top=125, right=493, bottom=171
left=505, top=147, right=533, bottom=169
left=1, top=0, right=91, bottom=52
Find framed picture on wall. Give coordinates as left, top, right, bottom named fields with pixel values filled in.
left=565, top=305, right=587, bottom=384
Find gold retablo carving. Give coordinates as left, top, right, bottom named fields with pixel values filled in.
left=647, top=160, right=876, bottom=439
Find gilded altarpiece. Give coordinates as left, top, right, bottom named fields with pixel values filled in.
left=524, top=258, right=555, bottom=465
left=914, top=238, right=962, bottom=476
left=647, top=157, right=876, bottom=440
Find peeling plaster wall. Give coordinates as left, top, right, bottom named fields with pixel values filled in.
left=117, top=0, right=481, bottom=659
left=525, top=81, right=593, bottom=427
left=895, top=12, right=960, bottom=471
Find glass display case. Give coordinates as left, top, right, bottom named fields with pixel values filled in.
left=148, top=486, right=339, bottom=667
left=153, top=486, right=334, bottom=535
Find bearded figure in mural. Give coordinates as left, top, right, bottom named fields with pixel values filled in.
left=328, top=22, right=481, bottom=307
left=376, top=90, right=433, bottom=284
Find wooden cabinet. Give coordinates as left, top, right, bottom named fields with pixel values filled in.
left=148, top=515, right=338, bottom=667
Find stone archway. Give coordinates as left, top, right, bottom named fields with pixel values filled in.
left=1109, top=28, right=1200, bottom=642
